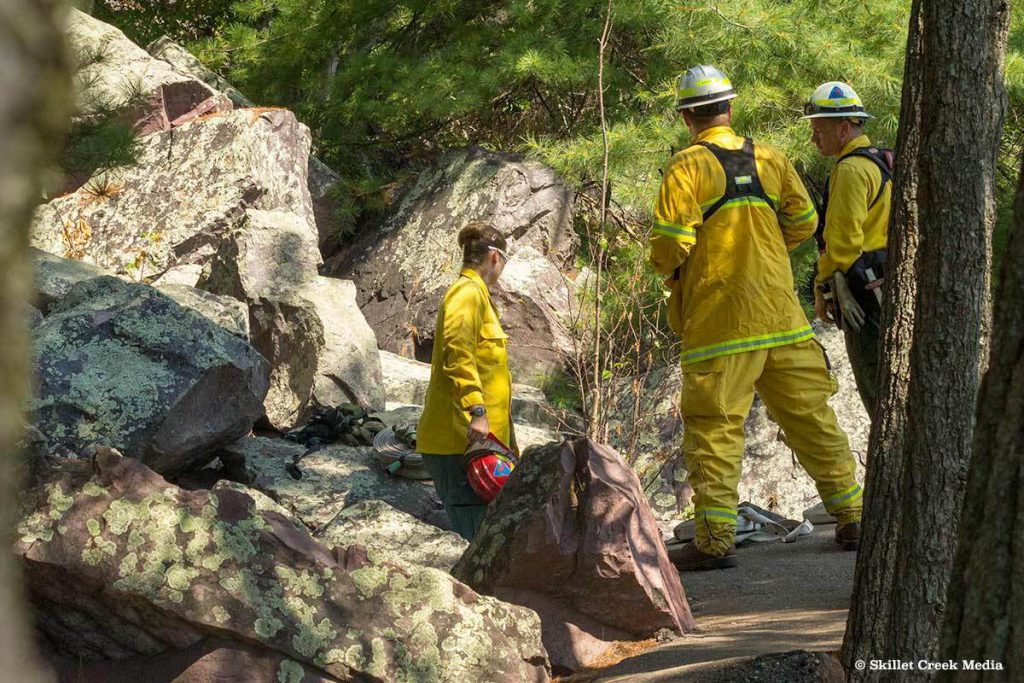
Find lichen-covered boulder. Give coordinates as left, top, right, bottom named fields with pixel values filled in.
left=326, top=147, right=578, bottom=384
left=31, top=108, right=317, bottom=280
left=147, top=36, right=345, bottom=258
left=16, top=449, right=551, bottom=682
left=154, top=283, right=249, bottom=340
left=32, top=247, right=109, bottom=313
left=67, top=10, right=230, bottom=136
left=223, top=437, right=448, bottom=531
left=51, top=638, right=340, bottom=683
left=31, top=277, right=269, bottom=474
left=606, top=322, right=869, bottom=524
left=453, top=438, right=695, bottom=671
left=316, top=500, right=468, bottom=572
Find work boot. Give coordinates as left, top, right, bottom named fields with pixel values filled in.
left=669, top=542, right=738, bottom=571
left=835, top=522, right=861, bottom=551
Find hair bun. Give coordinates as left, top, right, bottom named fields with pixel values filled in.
left=458, top=223, right=485, bottom=248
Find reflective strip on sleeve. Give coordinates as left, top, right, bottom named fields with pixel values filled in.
left=780, top=206, right=817, bottom=226
left=653, top=218, right=697, bottom=241
left=681, top=325, right=815, bottom=365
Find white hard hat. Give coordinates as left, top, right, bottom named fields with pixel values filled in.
left=675, top=65, right=737, bottom=111
left=801, top=81, right=873, bottom=119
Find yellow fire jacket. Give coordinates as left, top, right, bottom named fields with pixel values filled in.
left=815, top=134, right=891, bottom=287
left=650, top=126, right=818, bottom=365
left=418, top=268, right=513, bottom=455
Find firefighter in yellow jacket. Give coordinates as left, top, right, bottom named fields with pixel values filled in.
left=651, top=66, right=863, bottom=570
left=804, top=82, right=891, bottom=415
left=418, top=222, right=513, bottom=540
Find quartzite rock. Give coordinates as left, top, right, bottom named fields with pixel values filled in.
left=300, top=277, right=384, bottom=413
left=31, top=277, right=268, bottom=474
left=67, top=10, right=230, bottom=136
left=453, top=438, right=695, bottom=671
left=32, top=108, right=317, bottom=280
left=16, top=450, right=551, bottom=682
left=146, top=36, right=346, bottom=257
left=198, top=211, right=382, bottom=429
left=326, top=147, right=578, bottom=383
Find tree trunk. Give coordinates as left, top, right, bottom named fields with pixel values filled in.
left=0, top=2, right=72, bottom=681
left=841, top=0, right=924, bottom=667
left=938, top=156, right=1024, bottom=682
left=843, top=0, right=1010, bottom=674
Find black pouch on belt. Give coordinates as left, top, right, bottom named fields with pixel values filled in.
left=845, top=249, right=887, bottom=309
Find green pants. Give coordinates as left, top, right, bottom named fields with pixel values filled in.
left=843, top=302, right=881, bottom=417
left=422, top=454, right=487, bottom=541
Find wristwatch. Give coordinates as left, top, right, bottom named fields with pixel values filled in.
left=468, top=406, right=487, bottom=418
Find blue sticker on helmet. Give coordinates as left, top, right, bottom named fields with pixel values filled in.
left=829, top=85, right=845, bottom=99
left=493, top=461, right=512, bottom=477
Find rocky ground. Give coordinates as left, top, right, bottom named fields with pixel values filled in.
left=18, top=10, right=869, bottom=682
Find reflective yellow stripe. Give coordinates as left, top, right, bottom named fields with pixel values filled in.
left=653, top=218, right=697, bottom=241
left=696, top=506, right=737, bottom=521
left=681, top=325, right=815, bottom=365
left=715, top=196, right=775, bottom=211
left=814, top=97, right=860, bottom=106
left=824, top=484, right=863, bottom=510
left=781, top=206, right=817, bottom=226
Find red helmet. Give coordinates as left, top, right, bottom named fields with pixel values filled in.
left=463, top=433, right=518, bottom=503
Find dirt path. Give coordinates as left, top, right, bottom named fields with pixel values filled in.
left=570, top=527, right=856, bottom=681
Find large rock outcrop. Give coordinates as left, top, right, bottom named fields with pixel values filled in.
left=67, top=10, right=230, bottom=136
left=454, top=438, right=695, bottom=672
left=32, top=108, right=317, bottom=280
left=326, top=147, right=579, bottom=384
left=146, top=36, right=345, bottom=257
left=198, top=212, right=384, bottom=428
left=31, top=277, right=269, bottom=474
left=607, top=323, right=869, bottom=524
left=17, top=449, right=551, bottom=682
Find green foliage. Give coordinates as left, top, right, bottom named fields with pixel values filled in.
left=94, top=0, right=1024, bottom=370
left=62, top=116, right=140, bottom=180
left=539, top=371, right=584, bottom=413
left=92, top=0, right=235, bottom=46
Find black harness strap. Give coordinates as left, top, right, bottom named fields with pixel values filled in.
left=697, top=138, right=777, bottom=223
left=816, top=146, right=893, bottom=251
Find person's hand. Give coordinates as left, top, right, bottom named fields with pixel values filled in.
left=833, top=271, right=865, bottom=333
left=814, top=287, right=835, bottom=325
left=467, top=412, right=490, bottom=443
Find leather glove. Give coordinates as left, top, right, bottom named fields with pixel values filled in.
left=833, top=271, right=865, bottom=333
left=814, top=287, right=834, bottom=325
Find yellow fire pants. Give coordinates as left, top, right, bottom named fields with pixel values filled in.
left=680, top=339, right=863, bottom=555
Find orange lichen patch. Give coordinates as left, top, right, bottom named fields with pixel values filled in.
left=555, top=638, right=660, bottom=682
left=61, top=217, right=92, bottom=260
left=247, top=107, right=290, bottom=126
